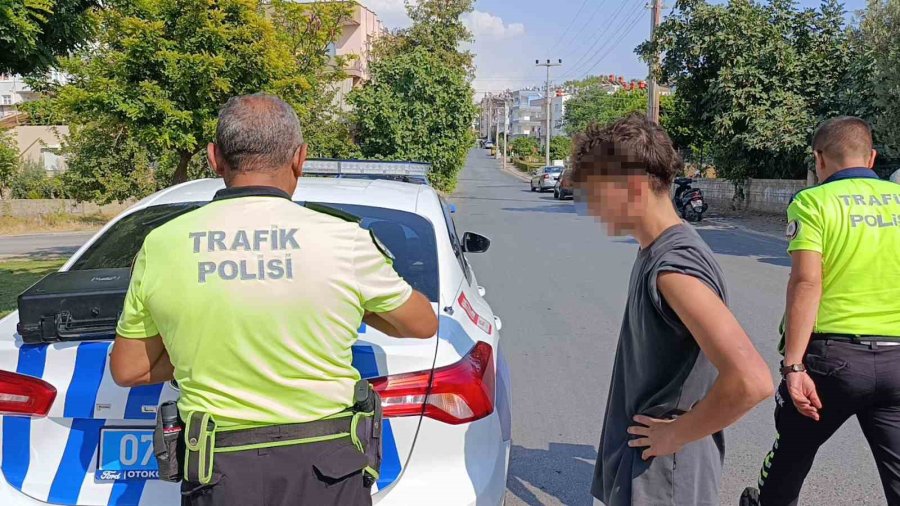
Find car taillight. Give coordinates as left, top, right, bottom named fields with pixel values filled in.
left=370, top=342, right=495, bottom=425
left=0, top=370, right=56, bottom=417
left=543, top=174, right=549, bottom=180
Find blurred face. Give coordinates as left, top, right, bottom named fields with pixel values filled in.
left=575, top=174, right=650, bottom=236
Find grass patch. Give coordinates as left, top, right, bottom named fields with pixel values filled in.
left=0, top=212, right=110, bottom=236
left=0, top=259, right=65, bottom=319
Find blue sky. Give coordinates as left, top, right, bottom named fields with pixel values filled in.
left=360, top=0, right=866, bottom=99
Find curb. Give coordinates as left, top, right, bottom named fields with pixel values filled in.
left=498, top=161, right=531, bottom=183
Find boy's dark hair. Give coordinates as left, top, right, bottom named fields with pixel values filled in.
left=812, top=116, right=873, bottom=162
left=571, top=113, right=682, bottom=194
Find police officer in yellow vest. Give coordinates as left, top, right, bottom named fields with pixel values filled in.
left=742, top=117, right=900, bottom=505
left=108, top=93, right=438, bottom=506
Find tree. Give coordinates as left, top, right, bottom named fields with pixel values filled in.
left=0, top=0, right=98, bottom=75
left=0, top=130, right=19, bottom=195
left=550, top=136, right=571, bottom=162
left=638, top=0, right=853, bottom=182
left=350, top=0, right=477, bottom=192
left=564, top=89, right=648, bottom=136
left=856, top=0, right=900, bottom=163
left=351, top=48, right=476, bottom=191
left=28, top=0, right=351, bottom=199
left=510, top=137, right=540, bottom=159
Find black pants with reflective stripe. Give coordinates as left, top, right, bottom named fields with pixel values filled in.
left=181, top=437, right=372, bottom=506
left=757, top=340, right=900, bottom=506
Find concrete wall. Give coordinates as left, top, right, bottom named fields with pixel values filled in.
left=685, top=178, right=808, bottom=214
left=0, top=199, right=131, bottom=218
left=13, top=125, right=70, bottom=172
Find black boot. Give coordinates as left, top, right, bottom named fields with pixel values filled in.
left=740, top=487, right=761, bottom=506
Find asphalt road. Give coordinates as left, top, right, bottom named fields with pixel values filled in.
left=0, top=231, right=95, bottom=259
left=450, top=149, right=884, bottom=505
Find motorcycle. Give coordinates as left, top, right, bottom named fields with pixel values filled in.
left=673, top=177, right=708, bottom=222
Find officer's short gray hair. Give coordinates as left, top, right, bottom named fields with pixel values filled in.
left=216, top=93, right=303, bottom=172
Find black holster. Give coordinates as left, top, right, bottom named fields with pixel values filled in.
left=153, top=401, right=186, bottom=483
left=353, top=380, right=383, bottom=488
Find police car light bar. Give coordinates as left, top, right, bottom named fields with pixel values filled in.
left=303, top=159, right=431, bottom=177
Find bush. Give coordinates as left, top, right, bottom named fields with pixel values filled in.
left=10, top=162, right=67, bottom=199
left=513, top=158, right=543, bottom=173
left=510, top=137, right=540, bottom=159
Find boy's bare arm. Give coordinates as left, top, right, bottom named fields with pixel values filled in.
left=628, top=272, right=774, bottom=459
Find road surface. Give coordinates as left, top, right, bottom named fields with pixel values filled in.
left=450, top=149, right=883, bottom=505
left=0, top=231, right=95, bottom=260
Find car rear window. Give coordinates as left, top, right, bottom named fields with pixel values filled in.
left=545, top=167, right=563, bottom=174
left=70, top=202, right=440, bottom=301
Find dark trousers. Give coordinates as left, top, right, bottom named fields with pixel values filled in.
left=181, top=437, right=372, bottom=506
left=757, top=340, right=900, bottom=506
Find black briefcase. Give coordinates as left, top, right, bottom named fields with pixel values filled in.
left=16, top=268, right=130, bottom=344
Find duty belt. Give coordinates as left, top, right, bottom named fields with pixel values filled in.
left=812, top=333, right=900, bottom=347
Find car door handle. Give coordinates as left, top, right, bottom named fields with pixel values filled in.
left=477, top=286, right=486, bottom=297
left=494, top=316, right=502, bottom=331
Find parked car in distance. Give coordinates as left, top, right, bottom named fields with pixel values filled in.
left=484, top=141, right=495, bottom=150
left=530, top=166, right=564, bottom=192
left=554, top=167, right=574, bottom=200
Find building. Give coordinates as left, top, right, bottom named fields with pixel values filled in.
left=330, top=2, right=385, bottom=109
left=0, top=73, right=70, bottom=173
left=508, top=89, right=543, bottom=139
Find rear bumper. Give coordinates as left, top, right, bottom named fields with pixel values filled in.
left=374, top=414, right=510, bottom=506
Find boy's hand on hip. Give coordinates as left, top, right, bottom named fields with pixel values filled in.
left=627, top=415, right=684, bottom=460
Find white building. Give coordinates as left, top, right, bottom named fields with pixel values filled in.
left=0, top=73, right=69, bottom=173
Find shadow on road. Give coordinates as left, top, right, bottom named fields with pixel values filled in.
left=694, top=227, right=791, bottom=267
left=507, top=443, right=597, bottom=506
left=502, top=205, right=575, bottom=214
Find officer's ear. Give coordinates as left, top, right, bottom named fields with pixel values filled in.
left=867, top=149, right=878, bottom=169
left=292, top=143, right=307, bottom=179
left=208, top=143, right=225, bottom=178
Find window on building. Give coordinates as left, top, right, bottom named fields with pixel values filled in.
left=1, top=95, right=11, bottom=105
left=326, top=42, right=336, bottom=58
left=41, top=147, right=63, bottom=173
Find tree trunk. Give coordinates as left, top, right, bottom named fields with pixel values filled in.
left=171, top=150, right=193, bottom=186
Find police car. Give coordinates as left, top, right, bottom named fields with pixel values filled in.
left=0, top=160, right=512, bottom=505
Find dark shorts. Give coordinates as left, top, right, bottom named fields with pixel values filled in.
left=181, top=437, right=372, bottom=506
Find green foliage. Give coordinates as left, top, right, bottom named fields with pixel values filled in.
left=563, top=89, right=648, bottom=136
left=10, top=161, right=67, bottom=199
left=0, top=0, right=97, bottom=75
left=550, top=136, right=572, bottom=161
left=350, top=0, right=476, bottom=192
left=0, top=130, right=19, bottom=192
left=351, top=48, right=476, bottom=192
left=857, top=0, right=900, bottom=160
left=510, top=137, right=540, bottom=159
left=639, top=0, right=853, bottom=182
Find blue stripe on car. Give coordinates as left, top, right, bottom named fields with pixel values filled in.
left=1, top=344, right=48, bottom=491
left=378, top=420, right=402, bottom=490
left=47, top=418, right=105, bottom=503
left=108, top=479, right=145, bottom=505
left=124, top=383, right=164, bottom=420
left=63, top=342, right=108, bottom=418
left=351, top=345, right=379, bottom=379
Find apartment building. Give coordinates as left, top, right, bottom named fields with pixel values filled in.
left=331, top=2, right=385, bottom=109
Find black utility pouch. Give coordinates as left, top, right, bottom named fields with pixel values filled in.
left=353, top=381, right=383, bottom=488
left=153, top=401, right=185, bottom=483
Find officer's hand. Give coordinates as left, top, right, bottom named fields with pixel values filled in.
left=627, top=415, right=684, bottom=460
left=786, top=371, right=822, bottom=421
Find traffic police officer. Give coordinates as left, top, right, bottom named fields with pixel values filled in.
left=743, top=116, right=900, bottom=505
left=109, top=93, right=438, bottom=506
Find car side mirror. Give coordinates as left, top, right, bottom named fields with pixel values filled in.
left=462, top=232, right=491, bottom=253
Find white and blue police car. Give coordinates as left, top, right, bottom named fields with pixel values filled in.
left=0, top=160, right=512, bottom=505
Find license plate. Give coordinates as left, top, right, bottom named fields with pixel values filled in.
left=96, top=428, right=159, bottom=481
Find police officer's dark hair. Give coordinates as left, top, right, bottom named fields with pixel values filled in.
left=812, top=116, right=873, bottom=162
left=216, top=93, right=304, bottom=173
left=571, top=113, right=682, bottom=194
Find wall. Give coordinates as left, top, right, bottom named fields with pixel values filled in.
left=685, top=178, right=808, bottom=214
left=13, top=125, right=70, bottom=172
left=0, top=199, right=131, bottom=218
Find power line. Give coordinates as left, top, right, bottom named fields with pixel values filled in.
left=546, top=0, right=592, bottom=54
left=554, top=0, right=612, bottom=62
left=557, top=0, right=645, bottom=80
left=574, top=7, right=648, bottom=80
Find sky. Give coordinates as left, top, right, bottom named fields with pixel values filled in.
left=360, top=0, right=867, bottom=100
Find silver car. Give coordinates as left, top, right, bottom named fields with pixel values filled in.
left=530, top=166, right=564, bottom=192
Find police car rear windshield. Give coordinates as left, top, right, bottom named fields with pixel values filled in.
left=70, top=203, right=440, bottom=302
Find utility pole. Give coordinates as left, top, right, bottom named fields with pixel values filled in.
left=502, top=96, right=509, bottom=170
left=647, top=0, right=663, bottom=124
left=495, top=105, right=502, bottom=160
left=536, top=58, right=562, bottom=166
left=486, top=92, right=493, bottom=141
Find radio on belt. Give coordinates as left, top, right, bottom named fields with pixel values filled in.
left=16, top=268, right=130, bottom=344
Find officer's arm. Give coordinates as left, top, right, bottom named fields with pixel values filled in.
left=110, top=335, right=175, bottom=387
left=783, top=251, right=823, bottom=366
left=364, top=291, right=437, bottom=339
left=655, top=273, right=774, bottom=446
